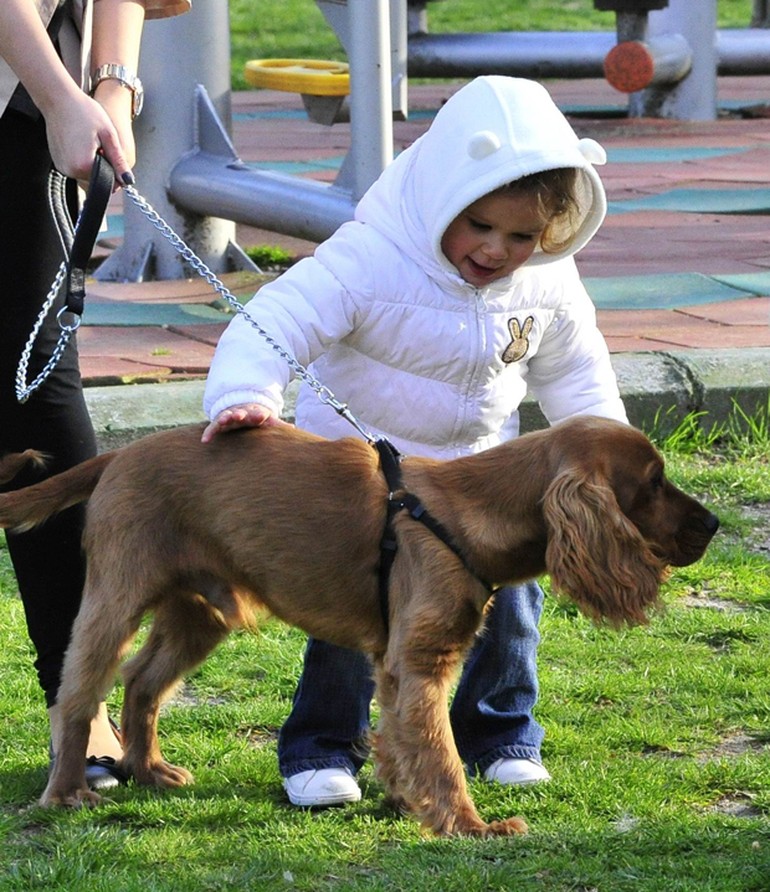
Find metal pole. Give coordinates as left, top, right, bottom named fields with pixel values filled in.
left=718, top=28, right=770, bottom=73
left=407, top=27, right=770, bottom=83
left=407, top=31, right=616, bottom=79
left=320, top=0, right=394, bottom=200
left=95, top=0, right=245, bottom=281
left=168, top=86, right=356, bottom=243
left=349, top=0, right=392, bottom=197
left=631, top=0, right=718, bottom=119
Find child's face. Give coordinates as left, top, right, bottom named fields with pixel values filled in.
left=440, top=191, right=547, bottom=288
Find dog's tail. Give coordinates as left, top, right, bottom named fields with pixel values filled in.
left=0, top=451, right=115, bottom=532
left=0, top=450, right=47, bottom=485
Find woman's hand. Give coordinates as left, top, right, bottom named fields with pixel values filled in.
left=43, top=88, right=135, bottom=187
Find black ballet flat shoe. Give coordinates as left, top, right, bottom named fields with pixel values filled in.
left=84, top=754, right=129, bottom=790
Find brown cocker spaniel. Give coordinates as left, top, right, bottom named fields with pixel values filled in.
left=0, top=415, right=718, bottom=836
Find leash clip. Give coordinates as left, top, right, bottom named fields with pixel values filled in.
left=56, top=305, right=82, bottom=334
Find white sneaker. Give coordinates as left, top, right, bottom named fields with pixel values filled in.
left=483, top=758, right=551, bottom=786
left=283, top=767, right=362, bottom=807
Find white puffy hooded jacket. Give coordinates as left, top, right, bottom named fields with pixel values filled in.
left=204, top=76, right=627, bottom=459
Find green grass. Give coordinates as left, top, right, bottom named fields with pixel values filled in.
left=228, top=1, right=756, bottom=90
left=244, top=244, right=296, bottom=271
left=0, top=404, right=768, bottom=890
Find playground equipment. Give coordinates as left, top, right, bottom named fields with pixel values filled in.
left=97, top=0, right=399, bottom=281
left=408, top=0, right=770, bottom=119
left=243, top=58, right=350, bottom=125
left=95, top=0, right=770, bottom=282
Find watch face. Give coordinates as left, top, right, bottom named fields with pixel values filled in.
left=133, top=87, right=144, bottom=118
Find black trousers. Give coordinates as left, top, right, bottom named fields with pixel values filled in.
left=0, top=110, right=97, bottom=707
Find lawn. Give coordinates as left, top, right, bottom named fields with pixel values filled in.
left=0, top=408, right=768, bottom=891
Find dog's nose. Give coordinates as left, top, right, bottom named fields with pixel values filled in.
left=702, top=512, right=720, bottom=536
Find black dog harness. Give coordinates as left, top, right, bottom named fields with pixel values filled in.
left=374, top=439, right=493, bottom=634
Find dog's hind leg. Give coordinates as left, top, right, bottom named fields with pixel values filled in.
left=119, top=588, right=237, bottom=789
left=40, top=581, right=142, bottom=808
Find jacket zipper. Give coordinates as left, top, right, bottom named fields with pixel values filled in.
left=453, top=289, right=487, bottom=445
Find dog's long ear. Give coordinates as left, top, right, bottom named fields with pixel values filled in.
left=542, top=469, right=665, bottom=627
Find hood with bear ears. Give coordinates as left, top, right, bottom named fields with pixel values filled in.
left=354, top=76, right=607, bottom=283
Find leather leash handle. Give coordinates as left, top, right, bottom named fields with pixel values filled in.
left=65, top=153, right=114, bottom=316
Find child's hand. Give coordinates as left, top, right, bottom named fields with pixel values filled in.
left=201, top=403, right=292, bottom=443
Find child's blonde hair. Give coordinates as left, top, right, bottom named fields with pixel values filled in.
left=499, top=168, right=580, bottom=255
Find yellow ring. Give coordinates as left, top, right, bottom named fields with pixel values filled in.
left=244, top=59, right=350, bottom=96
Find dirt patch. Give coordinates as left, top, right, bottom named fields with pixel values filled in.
left=683, top=502, right=769, bottom=614
left=742, top=502, right=770, bottom=557
left=242, top=726, right=279, bottom=749
left=164, top=683, right=227, bottom=709
left=697, top=732, right=770, bottom=764
left=706, top=794, right=764, bottom=819
left=682, top=592, right=746, bottom=613
left=698, top=733, right=769, bottom=819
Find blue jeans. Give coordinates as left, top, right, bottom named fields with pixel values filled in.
left=278, top=581, right=545, bottom=778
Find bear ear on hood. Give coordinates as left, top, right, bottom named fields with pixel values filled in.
left=577, top=138, right=607, bottom=166
left=467, top=131, right=503, bottom=160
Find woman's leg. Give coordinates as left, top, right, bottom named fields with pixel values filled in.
left=0, top=112, right=121, bottom=777
left=0, top=110, right=97, bottom=708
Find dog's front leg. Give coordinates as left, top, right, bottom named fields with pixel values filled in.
left=374, top=534, right=528, bottom=837
left=374, top=651, right=527, bottom=838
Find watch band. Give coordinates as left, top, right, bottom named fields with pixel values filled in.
left=91, top=64, right=144, bottom=119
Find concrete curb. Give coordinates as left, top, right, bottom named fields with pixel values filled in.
left=84, top=348, right=770, bottom=450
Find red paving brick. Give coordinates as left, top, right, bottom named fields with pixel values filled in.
left=681, top=298, right=770, bottom=325
left=598, top=304, right=770, bottom=352
left=79, top=355, right=174, bottom=384
left=165, top=323, right=230, bottom=347
left=580, top=213, right=770, bottom=277
left=77, top=326, right=216, bottom=374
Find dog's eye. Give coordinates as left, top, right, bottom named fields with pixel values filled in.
left=650, top=470, right=665, bottom=490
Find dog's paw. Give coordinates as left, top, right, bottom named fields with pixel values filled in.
left=483, top=816, right=529, bottom=836
left=382, top=793, right=410, bottom=815
left=434, top=813, right=530, bottom=837
left=39, top=787, right=103, bottom=809
left=132, top=760, right=194, bottom=788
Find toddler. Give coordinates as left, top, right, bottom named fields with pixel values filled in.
left=203, top=76, right=627, bottom=807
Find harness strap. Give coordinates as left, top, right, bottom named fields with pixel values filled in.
left=375, top=439, right=402, bottom=634
left=374, top=439, right=493, bottom=636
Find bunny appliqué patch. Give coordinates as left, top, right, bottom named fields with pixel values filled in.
left=501, top=316, right=534, bottom=363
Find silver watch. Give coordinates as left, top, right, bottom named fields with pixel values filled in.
left=91, top=64, right=144, bottom=119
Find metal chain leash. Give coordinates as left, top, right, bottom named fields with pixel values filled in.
left=15, top=171, right=82, bottom=404
left=122, top=185, right=377, bottom=443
